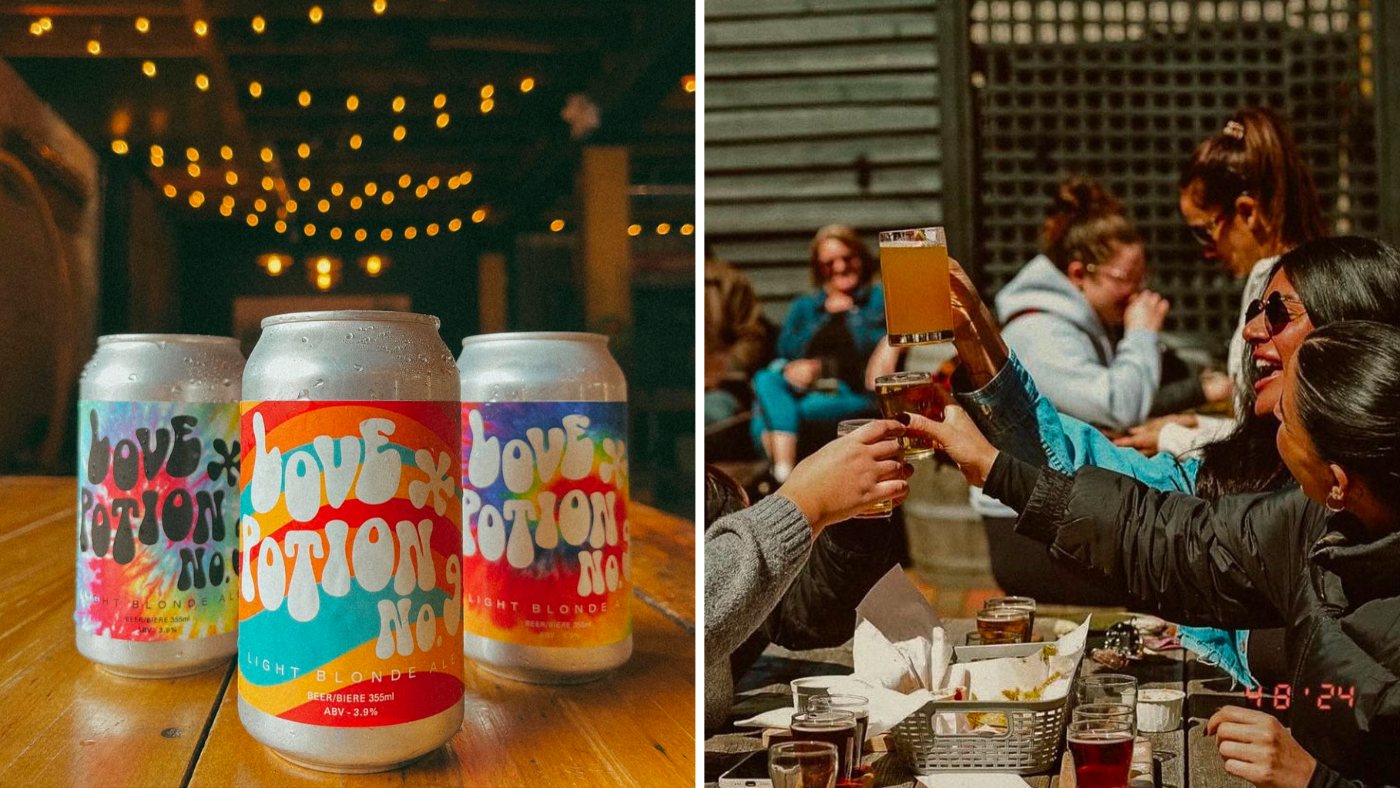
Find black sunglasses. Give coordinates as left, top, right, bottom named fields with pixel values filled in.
left=1244, top=291, right=1304, bottom=336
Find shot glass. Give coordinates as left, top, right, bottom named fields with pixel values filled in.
left=836, top=419, right=897, bottom=518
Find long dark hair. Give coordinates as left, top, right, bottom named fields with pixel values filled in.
left=1195, top=237, right=1400, bottom=499
left=1295, top=321, right=1400, bottom=516
left=1180, top=107, right=1325, bottom=250
left=1041, top=176, right=1141, bottom=272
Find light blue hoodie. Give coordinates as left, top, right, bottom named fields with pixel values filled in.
left=994, top=255, right=1160, bottom=433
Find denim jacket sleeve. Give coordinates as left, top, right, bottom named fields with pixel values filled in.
left=955, top=351, right=1199, bottom=492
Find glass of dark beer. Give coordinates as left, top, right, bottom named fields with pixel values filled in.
left=767, top=741, right=838, bottom=788
left=986, top=595, right=1037, bottom=633
left=975, top=606, right=1031, bottom=644
left=807, top=694, right=870, bottom=753
left=790, top=710, right=858, bottom=782
left=874, top=371, right=948, bottom=459
left=1067, top=719, right=1134, bottom=788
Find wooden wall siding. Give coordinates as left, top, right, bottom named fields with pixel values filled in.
left=705, top=0, right=944, bottom=324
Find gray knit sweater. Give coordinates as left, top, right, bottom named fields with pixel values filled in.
left=703, top=494, right=812, bottom=731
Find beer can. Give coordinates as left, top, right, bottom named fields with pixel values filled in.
left=76, top=334, right=244, bottom=677
left=457, top=332, right=632, bottom=684
left=238, top=311, right=464, bottom=772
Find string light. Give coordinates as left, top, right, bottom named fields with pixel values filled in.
left=404, top=227, right=417, bottom=239
left=373, top=0, right=388, bottom=15
left=298, top=90, right=312, bottom=107
left=261, top=176, right=275, bottom=190
left=194, top=19, right=209, bottom=37
left=251, top=16, right=266, bottom=34
left=480, top=85, right=495, bottom=99
left=135, top=17, right=150, bottom=33
left=436, top=113, right=450, bottom=128
left=346, top=94, right=359, bottom=112
left=656, top=223, right=671, bottom=235
left=187, top=163, right=201, bottom=177
left=260, top=147, right=273, bottom=162
left=189, top=191, right=205, bottom=208
left=249, top=81, right=263, bottom=98
left=398, top=174, right=411, bottom=189
left=286, top=199, right=298, bottom=213
left=196, top=74, right=210, bottom=91
left=254, top=198, right=267, bottom=212
left=355, top=228, right=368, bottom=241
left=304, top=223, right=317, bottom=236
left=331, top=182, right=344, bottom=197
left=627, top=224, right=642, bottom=236
left=225, top=171, right=238, bottom=185
left=29, top=22, right=43, bottom=36
left=364, top=255, right=383, bottom=275
left=349, top=134, right=362, bottom=150
left=142, top=61, right=157, bottom=77
left=39, top=17, right=52, bottom=32
left=220, top=204, right=233, bottom=217
left=459, top=170, right=473, bottom=184
left=330, top=227, right=342, bottom=240
left=87, top=40, right=101, bottom=56
left=393, top=96, right=407, bottom=114
left=550, top=219, right=565, bottom=232
left=350, top=196, right=363, bottom=209
left=480, top=99, right=494, bottom=113
left=266, top=256, right=283, bottom=275
left=448, top=176, right=459, bottom=189
left=309, top=6, right=324, bottom=24
left=317, top=199, right=330, bottom=213
left=297, top=143, right=311, bottom=159
left=163, top=184, right=177, bottom=198
left=681, top=223, right=695, bottom=236
left=683, top=75, right=696, bottom=93
left=111, top=140, right=128, bottom=155
left=381, top=228, right=393, bottom=241
left=434, top=94, right=447, bottom=109
left=520, top=77, right=535, bottom=93
left=448, top=218, right=462, bottom=232
left=298, top=177, right=311, bottom=191
left=381, top=191, right=395, bottom=205
left=427, top=176, right=441, bottom=190
left=392, top=125, right=406, bottom=141
left=275, top=220, right=288, bottom=233
left=316, top=272, right=332, bottom=290
left=247, top=214, right=259, bottom=227
left=220, top=145, right=233, bottom=161
left=364, top=182, right=378, bottom=196
left=426, top=223, right=440, bottom=236
left=472, top=208, right=487, bottom=223
left=415, top=184, right=428, bottom=198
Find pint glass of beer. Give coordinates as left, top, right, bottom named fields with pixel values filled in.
left=874, top=371, right=948, bottom=459
left=878, top=226, right=954, bottom=346
left=1067, top=719, right=1134, bottom=788
left=836, top=419, right=896, bottom=518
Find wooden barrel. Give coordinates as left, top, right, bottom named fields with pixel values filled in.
left=902, top=459, right=996, bottom=589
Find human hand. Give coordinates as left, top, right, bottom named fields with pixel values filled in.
left=1202, top=370, right=1234, bottom=404
left=825, top=290, right=855, bottom=314
left=1206, top=706, right=1317, bottom=788
left=1112, top=413, right=1198, bottom=456
left=783, top=359, right=822, bottom=389
left=1124, top=290, right=1170, bottom=332
left=776, top=419, right=912, bottom=531
left=947, top=257, right=1011, bottom=387
left=864, top=337, right=902, bottom=391
left=900, top=406, right=998, bottom=487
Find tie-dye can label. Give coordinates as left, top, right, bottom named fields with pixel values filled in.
left=76, top=400, right=241, bottom=640
left=237, top=401, right=464, bottom=727
left=460, top=402, right=631, bottom=648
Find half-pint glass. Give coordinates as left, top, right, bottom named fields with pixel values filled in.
left=874, top=371, right=947, bottom=459
left=836, top=419, right=895, bottom=518
left=878, top=226, right=953, bottom=345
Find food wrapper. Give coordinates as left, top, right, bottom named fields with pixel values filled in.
left=852, top=566, right=952, bottom=693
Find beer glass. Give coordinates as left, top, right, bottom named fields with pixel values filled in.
left=874, top=371, right=948, bottom=459
left=975, top=606, right=1031, bottom=644
left=1072, top=703, right=1136, bottom=734
left=808, top=694, right=870, bottom=750
left=790, top=710, right=858, bottom=782
left=1067, top=719, right=1134, bottom=788
left=836, top=419, right=896, bottom=518
left=878, top=226, right=954, bottom=346
left=768, top=741, right=838, bottom=788
left=1078, top=675, right=1139, bottom=735
left=986, top=595, right=1037, bottom=632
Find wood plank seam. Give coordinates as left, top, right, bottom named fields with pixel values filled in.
left=634, top=588, right=695, bottom=634
left=179, top=660, right=234, bottom=788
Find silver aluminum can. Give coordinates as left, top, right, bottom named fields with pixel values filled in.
left=457, top=332, right=632, bottom=684
left=76, top=334, right=244, bottom=677
left=238, top=311, right=464, bottom=773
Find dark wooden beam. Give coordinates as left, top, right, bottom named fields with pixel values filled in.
left=936, top=0, right=976, bottom=274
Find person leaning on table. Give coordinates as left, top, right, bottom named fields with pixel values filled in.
left=703, top=419, right=910, bottom=732
left=905, top=320, right=1400, bottom=788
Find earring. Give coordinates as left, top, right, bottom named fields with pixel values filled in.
left=1326, top=488, right=1345, bottom=513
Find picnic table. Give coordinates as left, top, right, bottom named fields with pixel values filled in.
left=0, top=476, right=696, bottom=788
left=706, top=609, right=1256, bottom=787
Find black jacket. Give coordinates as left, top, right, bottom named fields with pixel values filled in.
left=986, top=455, right=1400, bottom=788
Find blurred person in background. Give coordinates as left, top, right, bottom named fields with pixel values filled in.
left=704, top=247, right=773, bottom=427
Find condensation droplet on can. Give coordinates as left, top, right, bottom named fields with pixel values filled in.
left=222, top=379, right=231, bottom=387
left=296, top=389, right=311, bottom=401
left=183, top=356, right=193, bottom=364
left=353, top=364, right=364, bottom=372
left=314, top=379, right=324, bottom=387
left=300, top=336, right=309, bottom=343
left=128, top=373, right=137, bottom=381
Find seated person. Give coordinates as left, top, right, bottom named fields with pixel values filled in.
left=751, top=225, right=886, bottom=482
left=704, top=249, right=771, bottom=427
left=704, top=419, right=909, bottom=732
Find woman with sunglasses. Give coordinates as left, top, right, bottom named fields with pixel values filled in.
left=750, top=225, right=887, bottom=483
left=943, top=236, right=1400, bottom=683
left=909, top=319, right=1400, bottom=788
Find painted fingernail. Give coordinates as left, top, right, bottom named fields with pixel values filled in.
left=895, top=413, right=912, bottom=426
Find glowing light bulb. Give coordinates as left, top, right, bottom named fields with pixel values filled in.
left=189, top=191, right=205, bottom=208
left=196, top=74, right=210, bottom=91
left=426, top=223, right=440, bottom=236
left=349, top=134, right=362, bottom=150
left=142, top=61, right=157, bottom=77
left=254, top=198, right=267, bottom=212
left=261, top=176, right=274, bottom=191
left=266, top=257, right=282, bottom=274
left=550, top=219, right=565, bottom=232
left=684, top=75, right=696, bottom=93
left=111, top=140, right=128, bottom=155
left=309, top=6, right=324, bottom=24
left=286, top=200, right=298, bottom=213
left=298, top=177, right=311, bottom=192
left=448, top=218, right=462, bottom=232
left=275, top=220, right=287, bottom=233
left=366, top=256, right=382, bottom=274
left=187, top=147, right=200, bottom=162
left=436, top=112, right=450, bottom=128
left=163, top=184, right=177, bottom=198
left=681, top=223, right=695, bottom=236
left=220, top=145, right=233, bottom=161
left=39, top=17, right=52, bottom=31
left=459, top=170, right=473, bottom=184
left=392, top=125, right=406, bottom=141
left=472, top=208, right=487, bottom=223
left=480, top=85, right=494, bottom=99
left=220, top=204, right=233, bottom=217
left=520, top=77, right=535, bottom=93
left=225, top=171, right=238, bottom=185
left=434, top=94, right=447, bottom=109
left=315, top=258, right=331, bottom=274
left=331, top=182, right=344, bottom=197
left=657, top=223, right=671, bottom=235
left=480, top=99, right=494, bottom=113
left=392, top=96, right=405, bottom=113
left=447, top=176, right=459, bottom=189
left=627, top=224, right=642, bottom=236
left=304, top=223, right=317, bottom=237
left=373, top=0, right=387, bottom=15
left=249, top=81, right=262, bottom=98
left=350, top=196, right=363, bottom=210
left=317, top=199, right=329, bottom=213
left=346, top=94, right=359, bottom=112
left=316, top=272, right=332, bottom=290
left=187, top=163, right=201, bottom=177
left=355, top=229, right=368, bottom=241
left=246, top=213, right=259, bottom=227
left=135, top=17, right=150, bottom=33
left=415, top=184, right=428, bottom=199
left=260, top=147, right=273, bottom=163
left=404, top=227, right=417, bottom=239
left=193, top=19, right=208, bottom=37
left=297, top=143, right=310, bottom=159
left=251, top=16, right=266, bottom=34
left=87, top=40, right=101, bottom=56
left=398, top=174, right=411, bottom=189
left=298, top=90, right=312, bottom=107
left=381, top=191, right=394, bottom=205
left=364, top=182, right=377, bottom=196
left=330, top=227, right=342, bottom=240
left=381, top=228, right=393, bottom=241
left=29, top=22, right=43, bottom=36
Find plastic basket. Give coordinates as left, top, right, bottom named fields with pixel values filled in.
left=889, top=641, right=1084, bottom=774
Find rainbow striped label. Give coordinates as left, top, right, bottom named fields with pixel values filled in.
left=460, top=402, right=631, bottom=648
left=238, top=401, right=464, bottom=727
left=76, top=400, right=241, bottom=641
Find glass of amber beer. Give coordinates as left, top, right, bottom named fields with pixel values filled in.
left=836, top=419, right=897, bottom=518
left=878, top=226, right=954, bottom=345
left=874, top=371, right=948, bottom=459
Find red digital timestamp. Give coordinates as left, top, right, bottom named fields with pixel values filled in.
left=1245, top=683, right=1356, bottom=711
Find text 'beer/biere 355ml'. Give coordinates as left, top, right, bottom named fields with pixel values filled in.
left=237, top=311, right=464, bottom=773
left=76, top=334, right=245, bottom=678
left=457, top=332, right=632, bottom=684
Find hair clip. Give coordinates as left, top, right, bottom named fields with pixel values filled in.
left=1223, top=120, right=1246, bottom=140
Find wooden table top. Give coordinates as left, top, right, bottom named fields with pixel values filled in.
left=0, top=476, right=696, bottom=788
left=707, top=616, right=1251, bottom=788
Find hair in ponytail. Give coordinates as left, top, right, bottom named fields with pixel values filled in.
left=1041, top=176, right=1141, bottom=272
